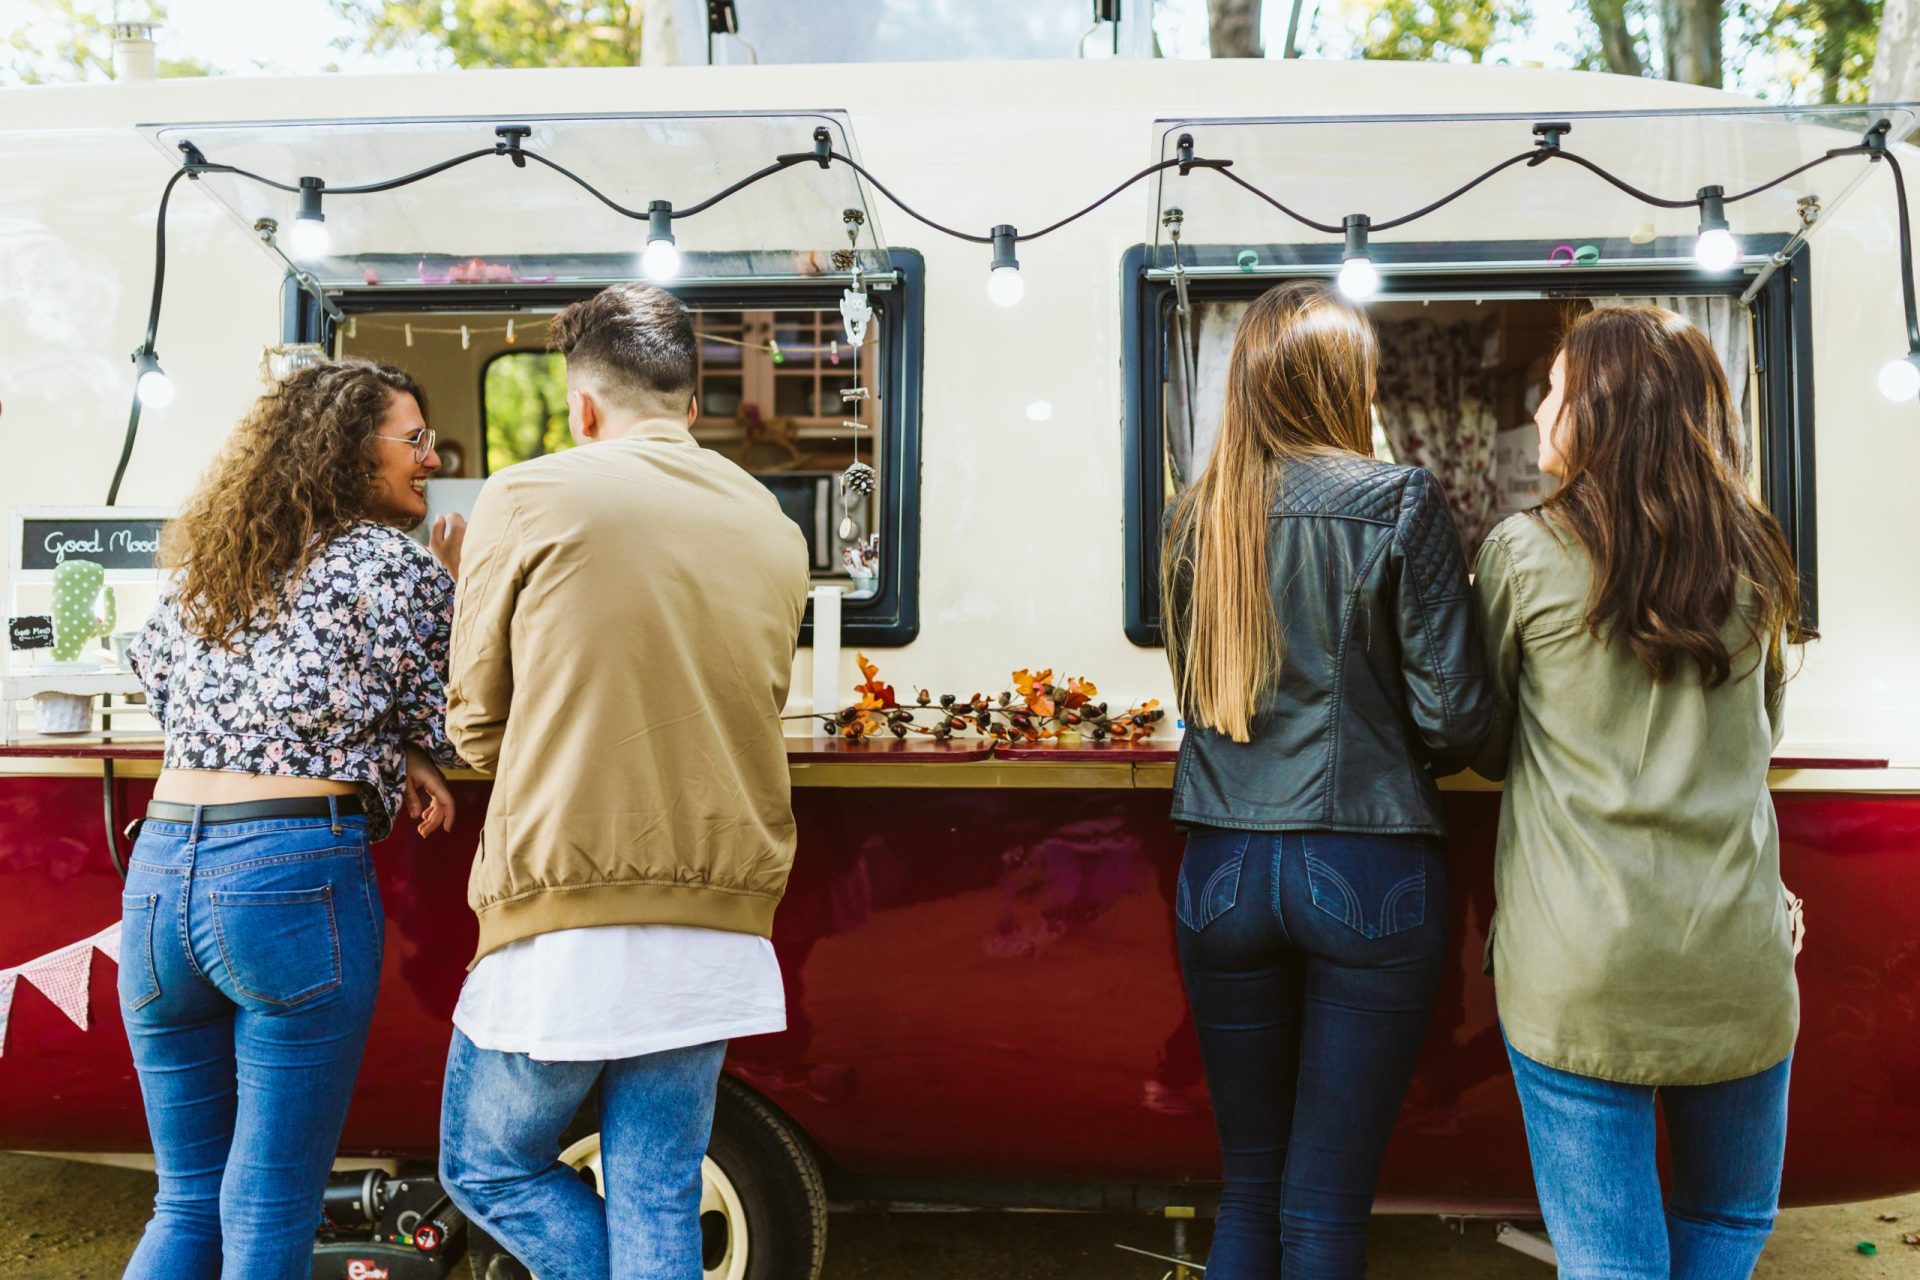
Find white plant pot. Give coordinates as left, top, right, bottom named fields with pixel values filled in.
left=33, top=690, right=95, bottom=735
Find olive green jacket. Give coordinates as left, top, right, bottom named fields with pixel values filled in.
left=1473, top=513, right=1799, bottom=1085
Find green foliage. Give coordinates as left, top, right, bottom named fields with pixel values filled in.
left=484, top=352, right=575, bottom=474
left=1337, top=0, right=1535, bottom=62
left=1739, top=0, right=1880, bottom=102
left=1572, top=0, right=1880, bottom=99
left=2, top=0, right=211, bottom=86
left=329, top=1, right=642, bottom=68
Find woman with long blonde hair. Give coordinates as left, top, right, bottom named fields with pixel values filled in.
left=1162, top=282, right=1492, bottom=1276
left=120, top=359, right=464, bottom=1279
left=1475, top=305, right=1806, bottom=1277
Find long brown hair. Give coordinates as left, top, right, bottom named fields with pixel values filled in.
left=1541, top=305, right=1805, bottom=686
left=161, top=360, right=424, bottom=644
left=1162, top=282, right=1378, bottom=742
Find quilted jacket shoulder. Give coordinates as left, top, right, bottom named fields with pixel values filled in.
left=1170, top=452, right=1494, bottom=837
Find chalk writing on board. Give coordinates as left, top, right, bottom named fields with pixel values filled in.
left=20, top=519, right=167, bottom=572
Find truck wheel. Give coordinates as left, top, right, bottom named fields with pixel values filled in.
left=464, top=1077, right=827, bottom=1280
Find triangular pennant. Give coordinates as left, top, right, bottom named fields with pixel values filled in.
left=0, top=971, right=16, bottom=1058
left=90, top=922, right=122, bottom=965
left=19, top=941, right=94, bottom=1032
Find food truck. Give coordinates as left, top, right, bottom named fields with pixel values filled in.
left=2, top=6, right=1918, bottom=1277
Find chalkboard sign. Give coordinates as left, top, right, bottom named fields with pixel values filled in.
left=8, top=616, right=52, bottom=650
left=19, top=517, right=167, bottom=572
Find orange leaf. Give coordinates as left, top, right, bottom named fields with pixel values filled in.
left=1032, top=695, right=1055, bottom=718
left=1070, top=676, right=1098, bottom=699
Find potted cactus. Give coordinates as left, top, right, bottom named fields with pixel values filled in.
left=33, top=559, right=114, bottom=734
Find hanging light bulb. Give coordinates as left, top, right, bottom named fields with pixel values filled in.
left=1337, top=214, right=1380, bottom=301
left=988, top=224, right=1024, bottom=307
left=1694, top=185, right=1740, bottom=272
left=642, top=199, right=680, bottom=281
left=1879, top=350, right=1920, bottom=402
left=289, top=176, right=331, bottom=260
left=133, top=349, right=174, bottom=408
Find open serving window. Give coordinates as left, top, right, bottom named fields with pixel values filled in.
left=140, top=111, right=919, bottom=645
left=1123, top=105, right=1920, bottom=644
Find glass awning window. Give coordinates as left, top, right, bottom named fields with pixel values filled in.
left=138, top=111, right=891, bottom=288
left=1144, top=105, right=1920, bottom=273
left=678, top=0, right=1148, bottom=64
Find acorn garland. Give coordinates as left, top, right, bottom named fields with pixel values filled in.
left=793, top=654, right=1166, bottom=743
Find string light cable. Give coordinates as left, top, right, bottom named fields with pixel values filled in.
left=113, top=116, right=1920, bottom=503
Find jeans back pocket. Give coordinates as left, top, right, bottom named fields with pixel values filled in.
left=118, top=892, right=162, bottom=1012
left=1302, top=833, right=1431, bottom=939
left=1175, top=831, right=1252, bottom=932
left=210, top=885, right=343, bottom=1007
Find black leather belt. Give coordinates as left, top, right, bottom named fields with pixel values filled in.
left=144, top=795, right=366, bottom=825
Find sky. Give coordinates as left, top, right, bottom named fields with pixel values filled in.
left=1, top=0, right=1591, bottom=80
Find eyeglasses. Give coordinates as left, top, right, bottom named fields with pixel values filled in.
left=375, top=427, right=437, bottom=463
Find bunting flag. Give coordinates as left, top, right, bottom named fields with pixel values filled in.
left=0, top=921, right=121, bottom=1058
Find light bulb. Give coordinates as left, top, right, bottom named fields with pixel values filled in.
left=1879, top=353, right=1920, bottom=402
left=136, top=366, right=175, bottom=408
left=988, top=265, right=1025, bottom=307
left=1025, top=400, right=1054, bottom=422
left=289, top=214, right=330, bottom=260
left=1337, top=255, right=1380, bottom=301
left=1695, top=227, right=1739, bottom=272
left=642, top=237, right=680, bottom=281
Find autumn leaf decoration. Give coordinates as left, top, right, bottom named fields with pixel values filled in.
left=797, top=654, right=1166, bottom=743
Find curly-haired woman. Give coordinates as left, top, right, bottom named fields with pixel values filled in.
left=120, top=359, right=464, bottom=1280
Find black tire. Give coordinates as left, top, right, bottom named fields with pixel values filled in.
left=461, top=1076, right=828, bottom=1280
left=709, top=1075, right=829, bottom=1280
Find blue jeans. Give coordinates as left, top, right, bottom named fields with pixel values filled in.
left=439, top=1028, right=728, bottom=1280
left=117, top=805, right=382, bottom=1280
left=1175, top=829, right=1448, bottom=1280
left=1505, top=1036, right=1791, bottom=1279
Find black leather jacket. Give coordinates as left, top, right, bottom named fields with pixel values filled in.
left=1168, top=454, right=1493, bottom=837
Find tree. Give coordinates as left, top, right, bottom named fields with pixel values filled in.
left=484, top=352, right=573, bottom=474
left=1874, top=0, right=1920, bottom=96
left=2, top=0, right=211, bottom=86
left=1207, top=0, right=1264, bottom=56
left=1342, top=0, right=1533, bottom=62
left=330, top=0, right=649, bottom=69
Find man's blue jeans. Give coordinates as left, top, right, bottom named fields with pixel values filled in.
left=1176, top=828, right=1449, bottom=1279
left=117, top=807, right=383, bottom=1280
left=439, top=1028, right=728, bottom=1280
left=1505, top=1034, right=1791, bottom=1279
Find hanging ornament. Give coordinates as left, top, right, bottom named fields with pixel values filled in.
left=505, top=318, right=517, bottom=345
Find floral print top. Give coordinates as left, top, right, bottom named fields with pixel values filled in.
left=128, top=523, right=462, bottom=839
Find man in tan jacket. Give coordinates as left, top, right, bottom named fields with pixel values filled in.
left=436, top=283, right=810, bottom=1280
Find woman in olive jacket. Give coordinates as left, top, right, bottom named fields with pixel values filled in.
left=1161, top=281, right=1493, bottom=1278
left=1474, top=304, right=1805, bottom=1279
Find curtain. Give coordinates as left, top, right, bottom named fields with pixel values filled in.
left=1372, top=318, right=1500, bottom=545
left=1166, top=300, right=1249, bottom=487
left=1593, top=295, right=1753, bottom=433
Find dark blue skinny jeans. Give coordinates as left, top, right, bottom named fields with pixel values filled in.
left=117, top=805, right=383, bottom=1280
left=1175, top=828, right=1447, bottom=1280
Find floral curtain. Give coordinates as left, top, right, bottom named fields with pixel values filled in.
left=1372, top=319, right=1500, bottom=545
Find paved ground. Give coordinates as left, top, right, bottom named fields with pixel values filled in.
left=1, top=1152, right=1915, bottom=1278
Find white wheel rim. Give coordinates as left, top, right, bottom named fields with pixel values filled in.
left=554, top=1133, right=750, bottom=1280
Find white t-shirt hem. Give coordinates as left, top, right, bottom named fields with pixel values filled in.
left=453, top=1012, right=788, bottom=1064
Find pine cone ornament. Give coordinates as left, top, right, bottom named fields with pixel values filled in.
left=841, top=460, right=876, bottom=498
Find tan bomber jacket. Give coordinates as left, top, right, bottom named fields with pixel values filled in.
left=447, top=419, right=811, bottom=964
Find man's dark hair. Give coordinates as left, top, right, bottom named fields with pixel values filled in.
left=547, top=283, right=696, bottom=409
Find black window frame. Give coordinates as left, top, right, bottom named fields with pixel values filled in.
left=1119, top=238, right=1818, bottom=646
left=286, top=249, right=925, bottom=647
